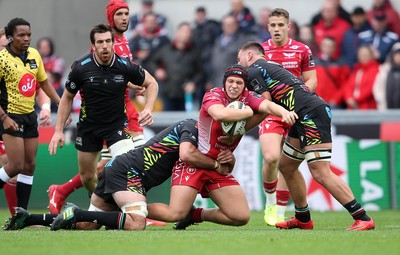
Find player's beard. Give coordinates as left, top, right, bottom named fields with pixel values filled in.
left=114, top=26, right=127, bottom=34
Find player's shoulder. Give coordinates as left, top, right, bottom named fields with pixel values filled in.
left=261, top=39, right=274, bottom=51
left=285, top=39, right=309, bottom=50
left=27, top=47, right=41, bottom=58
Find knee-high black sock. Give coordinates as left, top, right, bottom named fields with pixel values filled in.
left=16, top=182, right=32, bottom=209
left=74, top=210, right=126, bottom=229
left=25, top=214, right=58, bottom=227
left=344, top=199, right=370, bottom=221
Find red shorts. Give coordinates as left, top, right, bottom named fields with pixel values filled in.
left=126, top=101, right=143, bottom=133
left=258, top=115, right=291, bottom=137
left=171, top=160, right=239, bottom=198
left=0, top=141, right=6, bottom=155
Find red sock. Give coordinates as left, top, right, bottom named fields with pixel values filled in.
left=276, top=190, right=290, bottom=206
left=263, top=179, right=278, bottom=194
left=58, top=174, right=83, bottom=198
left=4, top=182, right=17, bottom=216
left=190, top=208, right=204, bottom=223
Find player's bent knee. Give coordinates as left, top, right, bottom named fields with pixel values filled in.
left=109, top=139, right=137, bottom=158
left=121, top=201, right=148, bottom=218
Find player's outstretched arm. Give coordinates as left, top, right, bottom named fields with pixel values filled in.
left=137, top=69, right=158, bottom=127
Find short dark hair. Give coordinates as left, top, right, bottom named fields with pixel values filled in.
left=90, top=24, right=114, bottom=44
left=270, top=8, right=290, bottom=20
left=4, top=17, right=30, bottom=38
left=239, top=41, right=265, bottom=56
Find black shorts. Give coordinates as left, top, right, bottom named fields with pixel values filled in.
left=75, top=120, right=132, bottom=152
left=288, top=105, right=332, bottom=148
left=94, top=154, right=146, bottom=204
left=0, top=112, right=38, bottom=138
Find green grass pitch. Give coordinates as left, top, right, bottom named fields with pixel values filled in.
left=1, top=209, right=399, bottom=255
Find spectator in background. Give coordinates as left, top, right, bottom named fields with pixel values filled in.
left=343, top=45, right=379, bottom=110
left=148, top=22, right=203, bottom=111
left=37, top=37, right=65, bottom=112
left=315, top=36, right=350, bottom=109
left=359, top=10, right=399, bottom=64
left=192, top=6, right=221, bottom=105
left=311, top=0, right=352, bottom=26
left=288, top=19, right=300, bottom=42
left=0, top=28, right=8, bottom=49
left=299, top=24, right=320, bottom=57
left=129, top=12, right=170, bottom=70
left=373, top=42, right=400, bottom=110
left=228, top=0, right=256, bottom=33
left=207, top=15, right=255, bottom=89
left=341, top=7, right=372, bottom=69
left=367, top=0, right=400, bottom=36
left=128, top=0, right=167, bottom=39
left=252, top=7, right=271, bottom=42
left=313, top=0, right=351, bottom=60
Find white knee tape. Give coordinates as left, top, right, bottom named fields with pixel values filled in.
left=88, top=203, right=105, bottom=212
left=109, top=139, right=136, bottom=158
left=304, top=148, right=332, bottom=164
left=121, top=201, right=148, bottom=218
left=282, top=141, right=305, bottom=161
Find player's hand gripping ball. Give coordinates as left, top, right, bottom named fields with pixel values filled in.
left=221, top=101, right=247, bottom=136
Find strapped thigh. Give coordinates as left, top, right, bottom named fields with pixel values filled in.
left=304, top=148, right=332, bottom=164
left=282, top=141, right=305, bottom=161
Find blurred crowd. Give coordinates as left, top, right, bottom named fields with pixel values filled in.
left=25, top=0, right=400, bottom=112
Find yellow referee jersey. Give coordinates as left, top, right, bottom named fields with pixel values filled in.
left=0, top=47, right=47, bottom=114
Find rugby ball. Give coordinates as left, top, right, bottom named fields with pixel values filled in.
left=221, top=101, right=247, bottom=136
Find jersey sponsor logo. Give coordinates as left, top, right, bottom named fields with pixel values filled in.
left=267, top=53, right=273, bottom=59
left=289, top=45, right=300, bottom=49
left=283, top=52, right=296, bottom=58
left=18, top=73, right=36, bottom=97
left=27, top=59, right=37, bottom=69
left=113, top=75, right=124, bottom=83
left=281, top=61, right=299, bottom=69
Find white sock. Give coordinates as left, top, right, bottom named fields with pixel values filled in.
left=265, top=191, right=276, bottom=206
left=277, top=205, right=286, bottom=219
left=0, top=166, right=11, bottom=182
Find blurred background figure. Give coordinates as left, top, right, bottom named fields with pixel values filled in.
left=373, top=42, right=400, bottom=110
left=343, top=45, right=379, bottom=110
left=207, top=15, right=256, bottom=89
left=252, top=7, right=271, bottom=41
left=299, top=24, right=320, bottom=56
left=148, top=22, right=203, bottom=111
left=37, top=37, right=65, bottom=112
left=310, top=0, right=352, bottom=26
left=315, top=36, right=350, bottom=109
left=359, top=9, right=399, bottom=64
left=367, top=0, right=400, bottom=36
left=313, top=0, right=351, bottom=60
left=128, top=0, right=167, bottom=39
left=341, top=7, right=371, bottom=69
left=192, top=6, right=221, bottom=104
left=0, top=28, right=8, bottom=49
left=129, top=12, right=170, bottom=70
left=228, top=0, right=256, bottom=34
